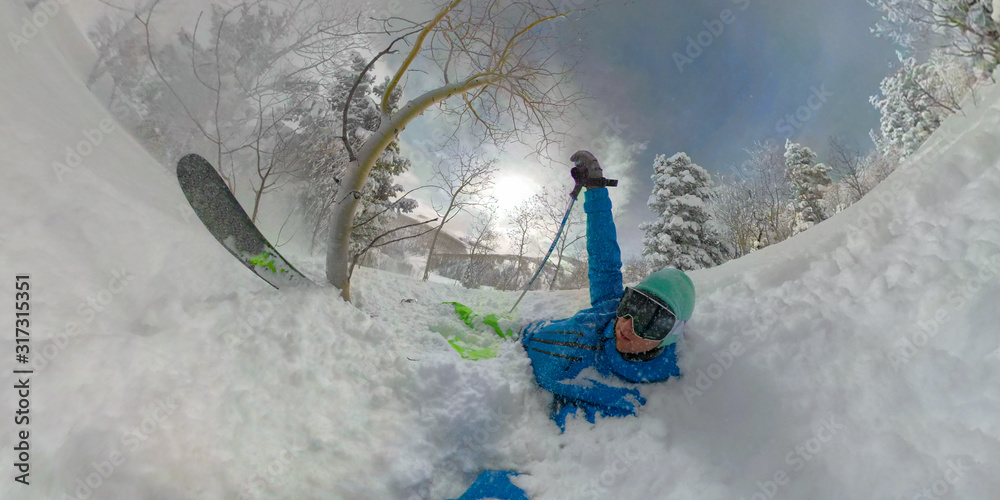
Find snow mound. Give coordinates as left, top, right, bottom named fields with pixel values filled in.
left=2, top=1, right=1000, bottom=499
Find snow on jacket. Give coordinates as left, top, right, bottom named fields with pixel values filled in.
left=521, top=187, right=680, bottom=430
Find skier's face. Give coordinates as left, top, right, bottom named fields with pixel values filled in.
left=614, top=317, right=661, bottom=354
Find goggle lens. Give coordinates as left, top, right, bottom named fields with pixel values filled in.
left=616, top=287, right=678, bottom=342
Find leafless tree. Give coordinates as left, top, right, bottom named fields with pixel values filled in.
left=737, top=140, right=794, bottom=246
left=560, top=247, right=589, bottom=290
left=325, top=0, right=591, bottom=300
left=134, top=0, right=362, bottom=194
left=860, top=143, right=903, bottom=188
left=501, top=197, right=540, bottom=290
left=869, top=0, right=1000, bottom=72
left=709, top=139, right=805, bottom=257
left=460, top=206, right=501, bottom=288
left=244, top=90, right=321, bottom=222
left=349, top=218, right=439, bottom=280
left=535, top=187, right=585, bottom=290
left=422, top=150, right=498, bottom=280
left=828, top=136, right=866, bottom=204
left=621, top=254, right=653, bottom=285
left=709, top=176, right=763, bottom=258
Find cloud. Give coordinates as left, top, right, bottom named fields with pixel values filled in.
left=395, top=82, right=650, bottom=254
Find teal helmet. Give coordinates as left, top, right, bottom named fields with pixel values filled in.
left=634, top=267, right=696, bottom=322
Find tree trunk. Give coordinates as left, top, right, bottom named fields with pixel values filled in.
left=324, top=78, right=497, bottom=300
left=251, top=185, right=263, bottom=223
left=251, top=149, right=265, bottom=223
left=548, top=252, right=563, bottom=290
left=325, top=155, right=377, bottom=301
left=422, top=216, right=449, bottom=281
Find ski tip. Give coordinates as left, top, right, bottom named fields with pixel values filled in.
left=178, top=153, right=205, bottom=164
left=177, top=153, right=216, bottom=176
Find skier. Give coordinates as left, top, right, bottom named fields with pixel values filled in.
left=520, top=150, right=696, bottom=431
left=449, top=151, right=696, bottom=500
left=448, top=151, right=694, bottom=500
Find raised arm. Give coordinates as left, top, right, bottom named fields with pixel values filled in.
left=569, top=151, right=624, bottom=307
left=584, top=187, right=624, bottom=306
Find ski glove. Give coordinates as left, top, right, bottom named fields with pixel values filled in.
left=570, top=150, right=618, bottom=198
left=570, top=150, right=606, bottom=189
left=546, top=380, right=646, bottom=431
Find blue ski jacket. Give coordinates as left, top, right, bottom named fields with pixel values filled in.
left=521, top=187, right=680, bottom=430
left=448, top=470, right=528, bottom=500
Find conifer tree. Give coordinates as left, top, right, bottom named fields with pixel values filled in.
left=784, top=140, right=832, bottom=233
left=869, top=58, right=955, bottom=156
left=640, top=153, right=730, bottom=271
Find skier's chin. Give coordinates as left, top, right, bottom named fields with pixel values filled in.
left=615, top=337, right=630, bottom=353
left=615, top=337, right=644, bottom=354
left=614, top=327, right=639, bottom=353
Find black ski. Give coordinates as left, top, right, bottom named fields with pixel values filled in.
left=176, top=153, right=312, bottom=289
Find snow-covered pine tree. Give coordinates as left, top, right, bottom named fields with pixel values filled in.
left=869, top=57, right=959, bottom=156
left=785, top=140, right=832, bottom=233
left=868, top=0, right=1000, bottom=74
left=784, top=140, right=831, bottom=233
left=640, top=153, right=731, bottom=272
left=296, top=52, right=416, bottom=253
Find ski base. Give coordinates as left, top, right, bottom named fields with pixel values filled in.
left=176, top=153, right=312, bottom=289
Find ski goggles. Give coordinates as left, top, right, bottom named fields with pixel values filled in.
left=616, top=287, right=685, bottom=346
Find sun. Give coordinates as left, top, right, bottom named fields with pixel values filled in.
left=490, top=175, right=536, bottom=213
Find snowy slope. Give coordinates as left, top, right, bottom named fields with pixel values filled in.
left=2, top=2, right=1000, bottom=499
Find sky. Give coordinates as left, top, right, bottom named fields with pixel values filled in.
left=70, top=0, right=900, bottom=259
left=552, top=0, right=899, bottom=255
left=394, top=0, right=899, bottom=258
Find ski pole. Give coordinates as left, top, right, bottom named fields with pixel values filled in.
left=509, top=195, right=577, bottom=314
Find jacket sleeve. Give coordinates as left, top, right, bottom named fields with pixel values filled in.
left=540, top=376, right=645, bottom=414
left=543, top=375, right=646, bottom=431
left=450, top=470, right=528, bottom=500
left=584, top=187, right=624, bottom=307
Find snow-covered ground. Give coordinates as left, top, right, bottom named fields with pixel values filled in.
left=2, top=2, right=1000, bottom=499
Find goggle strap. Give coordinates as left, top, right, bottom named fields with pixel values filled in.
left=658, top=334, right=680, bottom=347
left=658, top=320, right=685, bottom=346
